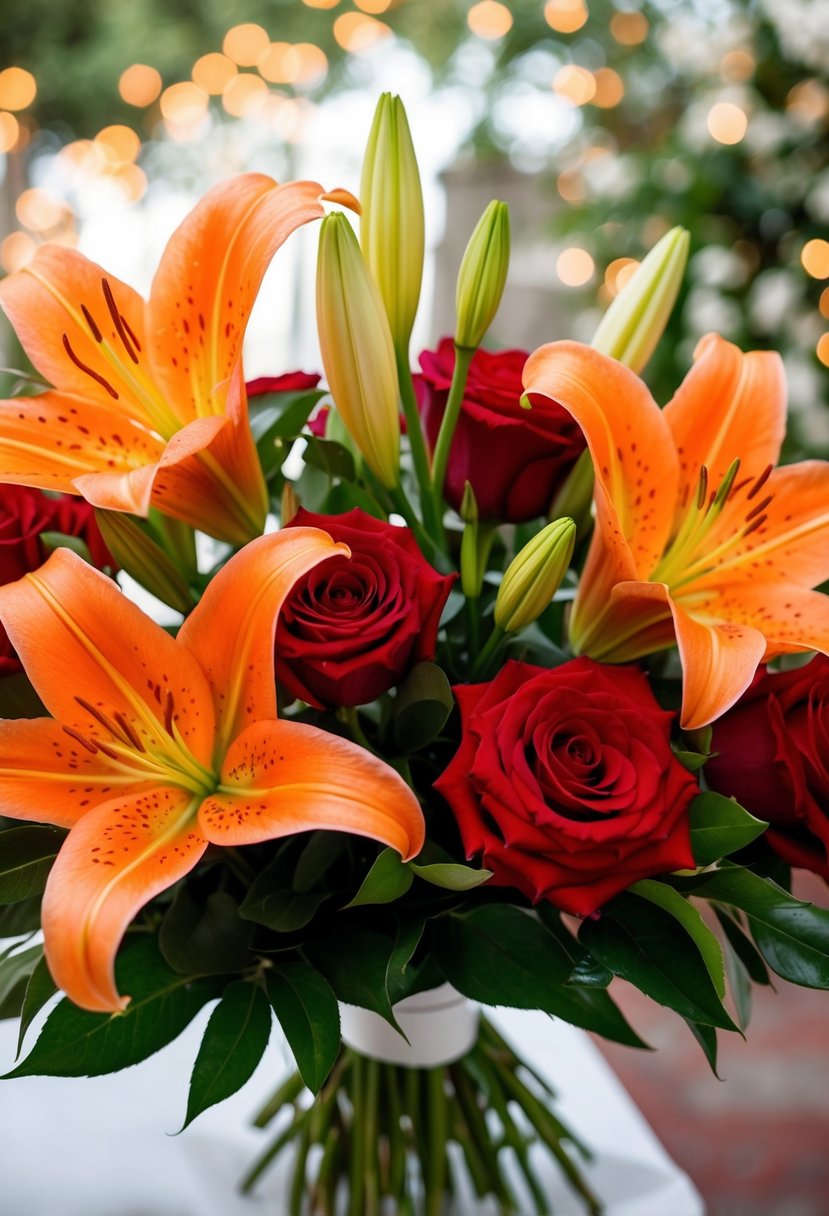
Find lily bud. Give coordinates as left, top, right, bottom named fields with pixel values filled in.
left=316, top=212, right=401, bottom=489
left=591, top=226, right=690, bottom=373
left=494, top=517, right=575, bottom=634
left=455, top=200, right=510, bottom=351
left=280, top=482, right=300, bottom=525
left=360, top=93, right=425, bottom=351
left=94, top=510, right=195, bottom=614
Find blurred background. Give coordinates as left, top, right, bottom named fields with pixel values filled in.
left=0, top=1, right=828, bottom=1212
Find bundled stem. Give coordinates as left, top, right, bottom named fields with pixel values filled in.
left=245, top=1014, right=601, bottom=1216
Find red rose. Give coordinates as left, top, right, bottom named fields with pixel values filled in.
left=707, top=658, right=829, bottom=879
left=435, top=657, right=697, bottom=916
left=0, top=485, right=113, bottom=675
left=276, top=507, right=455, bottom=708
left=415, top=338, right=585, bottom=522
left=246, top=371, right=321, bottom=397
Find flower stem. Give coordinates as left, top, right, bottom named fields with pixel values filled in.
left=468, top=623, right=506, bottom=681
left=395, top=343, right=442, bottom=545
left=430, top=343, right=475, bottom=523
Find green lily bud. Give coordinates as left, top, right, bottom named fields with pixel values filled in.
left=455, top=200, right=510, bottom=350
left=494, top=517, right=576, bottom=634
left=317, top=212, right=401, bottom=489
left=360, top=93, right=425, bottom=351
left=459, top=481, right=497, bottom=599
left=94, top=510, right=195, bottom=614
left=591, top=226, right=690, bottom=373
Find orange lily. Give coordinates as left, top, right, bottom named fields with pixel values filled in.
left=0, top=531, right=424, bottom=1013
left=523, top=334, right=829, bottom=729
left=0, top=175, right=345, bottom=545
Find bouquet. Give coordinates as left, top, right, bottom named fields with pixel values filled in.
left=0, top=93, right=828, bottom=1216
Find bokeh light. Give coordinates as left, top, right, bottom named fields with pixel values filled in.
left=0, top=112, right=20, bottom=153
left=467, top=1, right=514, bottom=40
left=557, top=169, right=585, bottom=203
left=553, top=65, right=596, bottom=106
left=819, top=287, right=829, bottom=319
left=0, top=232, right=37, bottom=274
left=160, top=82, right=209, bottom=125
left=0, top=67, right=37, bottom=112
left=802, top=239, right=829, bottom=280
left=222, top=73, right=268, bottom=118
left=193, top=53, right=237, bottom=95
left=787, top=79, right=829, bottom=124
left=557, top=247, right=595, bottom=286
left=333, top=13, right=391, bottom=52
left=16, top=188, right=65, bottom=232
left=118, top=64, right=162, bottom=108
left=605, top=257, right=640, bottom=296
left=609, top=11, right=648, bottom=45
left=259, top=43, right=328, bottom=87
left=355, top=0, right=392, bottom=11
left=592, top=68, right=624, bottom=108
left=223, top=24, right=270, bottom=67
left=707, top=101, right=748, bottom=145
left=302, top=0, right=340, bottom=7
left=543, top=0, right=588, bottom=35
left=95, top=125, right=141, bottom=164
left=817, top=334, right=829, bottom=368
left=720, top=50, right=755, bottom=83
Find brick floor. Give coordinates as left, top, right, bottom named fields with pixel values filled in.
left=594, top=874, right=829, bottom=1216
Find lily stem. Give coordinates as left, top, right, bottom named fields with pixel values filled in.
left=430, top=343, right=475, bottom=528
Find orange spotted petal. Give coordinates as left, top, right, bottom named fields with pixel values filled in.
left=41, top=787, right=206, bottom=1012
left=0, top=718, right=154, bottom=828
left=147, top=175, right=331, bottom=423
left=0, top=246, right=174, bottom=435
left=200, top=719, right=424, bottom=860
left=575, top=577, right=676, bottom=663
left=0, top=548, right=216, bottom=767
left=523, top=341, right=678, bottom=577
left=178, top=527, right=349, bottom=758
left=663, top=334, right=786, bottom=532
left=668, top=598, right=767, bottom=729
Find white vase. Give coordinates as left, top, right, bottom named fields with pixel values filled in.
left=339, top=982, right=481, bottom=1068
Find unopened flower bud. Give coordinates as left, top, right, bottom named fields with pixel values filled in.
left=591, top=226, right=689, bottom=373
left=455, top=200, right=510, bottom=351
left=281, top=482, right=300, bottom=525
left=494, top=517, right=575, bottom=634
left=317, top=212, right=401, bottom=489
left=94, top=510, right=194, bottom=614
left=360, top=93, right=425, bottom=351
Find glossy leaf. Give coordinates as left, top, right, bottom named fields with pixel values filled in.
left=684, top=1019, right=720, bottom=1077
left=0, top=826, right=64, bottom=903
left=239, top=849, right=329, bottom=933
left=631, top=879, right=726, bottom=999
left=159, top=887, right=253, bottom=976
left=0, top=943, right=42, bottom=1018
left=410, top=862, right=492, bottom=892
left=580, top=897, right=738, bottom=1030
left=392, top=662, right=454, bottom=753
left=5, top=936, right=222, bottom=1078
left=346, top=848, right=413, bottom=908
left=688, top=792, right=768, bottom=867
left=267, top=959, right=340, bottom=1093
left=182, top=981, right=272, bottom=1129
left=720, top=931, right=753, bottom=1031
left=536, top=903, right=613, bottom=988
left=16, top=955, right=58, bottom=1057
left=306, top=929, right=398, bottom=1028
left=0, top=897, right=40, bottom=937
left=714, top=908, right=771, bottom=986
left=438, top=906, right=647, bottom=1047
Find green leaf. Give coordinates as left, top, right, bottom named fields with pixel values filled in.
left=302, top=436, right=356, bottom=481
left=0, top=826, right=65, bottom=903
left=392, top=663, right=454, bottom=753
left=306, top=929, right=398, bottom=1028
left=16, top=956, right=57, bottom=1056
left=345, top=848, right=413, bottom=908
left=580, top=898, right=738, bottom=1031
left=292, top=832, right=351, bottom=894
left=182, top=981, right=272, bottom=1129
left=684, top=1019, right=720, bottom=1077
left=673, top=749, right=709, bottom=772
left=5, top=936, right=222, bottom=1078
left=267, top=959, right=340, bottom=1093
left=438, top=906, right=648, bottom=1048
left=0, top=944, right=42, bottom=1018
left=385, top=914, right=429, bottom=1005
left=631, top=879, right=726, bottom=999
left=690, top=866, right=829, bottom=989
left=714, top=908, right=771, bottom=986
left=720, top=931, right=753, bottom=1031
left=250, top=388, right=325, bottom=442
left=159, top=887, right=253, bottom=975
left=410, top=862, right=492, bottom=892
left=688, top=791, right=768, bottom=867
left=0, top=897, right=40, bottom=937
left=239, top=849, right=329, bottom=932
left=536, top=904, right=613, bottom=988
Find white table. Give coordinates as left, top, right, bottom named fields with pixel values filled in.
left=0, top=997, right=703, bottom=1216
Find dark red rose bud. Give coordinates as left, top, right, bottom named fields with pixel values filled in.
left=0, top=485, right=114, bottom=675
left=707, top=658, right=829, bottom=880
left=245, top=371, right=321, bottom=397
left=276, top=507, right=455, bottom=708
left=414, top=338, right=585, bottom=522
left=435, top=657, right=697, bottom=917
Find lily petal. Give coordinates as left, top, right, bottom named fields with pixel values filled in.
left=199, top=719, right=424, bottom=860
left=680, top=580, right=829, bottom=662
left=148, top=176, right=331, bottom=423
left=669, top=599, right=767, bottom=729
left=523, top=341, right=678, bottom=576
left=0, top=246, right=170, bottom=433
left=0, top=548, right=216, bottom=767
left=663, top=334, right=786, bottom=530
left=41, top=787, right=206, bottom=1012
left=0, top=718, right=151, bottom=828
left=178, top=527, right=348, bottom=758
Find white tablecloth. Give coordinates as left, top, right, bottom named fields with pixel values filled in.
left=0, top=1001, right=703, bottom=1216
